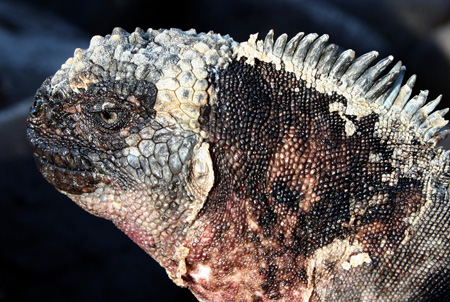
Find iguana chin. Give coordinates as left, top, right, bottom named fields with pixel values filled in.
left=27, top=27, right=450, bottom=301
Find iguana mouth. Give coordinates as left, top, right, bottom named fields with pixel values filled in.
left=34, top=156, right=104, bottom=194
left=28, top=127, right=106, bottom=194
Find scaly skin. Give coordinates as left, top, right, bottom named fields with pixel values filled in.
left=27, top=27, right=450, bottom=301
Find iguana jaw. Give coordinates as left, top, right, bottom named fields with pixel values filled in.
left=33, top=156, right=106, bottom=194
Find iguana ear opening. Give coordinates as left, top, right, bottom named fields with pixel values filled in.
left=185, top=142, right=215, bottom=221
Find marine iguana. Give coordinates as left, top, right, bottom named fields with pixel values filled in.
left=27, top=27, right=450, bottom=301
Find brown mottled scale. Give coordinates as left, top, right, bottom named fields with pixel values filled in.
left=27, top=28, right=450, bottom=301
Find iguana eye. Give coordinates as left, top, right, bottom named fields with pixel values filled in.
left=91, top=108, right=129, bottom=132
left=100, top=110, right=118, bottom=124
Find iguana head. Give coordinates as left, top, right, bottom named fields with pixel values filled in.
left=27, top=27, right=237, bottom=277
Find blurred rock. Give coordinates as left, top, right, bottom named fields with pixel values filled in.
left=391, top=0, right=450, bottom=37
left=408, top=20, right=450, bottom=110
left=0, top=1, right=88, bottom=109
left=0, top=99, right=31, bottom=160
left=433, top=22, right=450, bottom=61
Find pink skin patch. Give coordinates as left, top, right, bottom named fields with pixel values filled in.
left=119, top=220, right=156, bottom=250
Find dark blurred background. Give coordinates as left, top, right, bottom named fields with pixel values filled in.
left=1, top=0, right=450, bottom=301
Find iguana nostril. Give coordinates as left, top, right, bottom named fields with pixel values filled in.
left=30, top=99, right=44, bottom=118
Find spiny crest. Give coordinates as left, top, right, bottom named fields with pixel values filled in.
left=238, top=30, right=449, bottom=146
